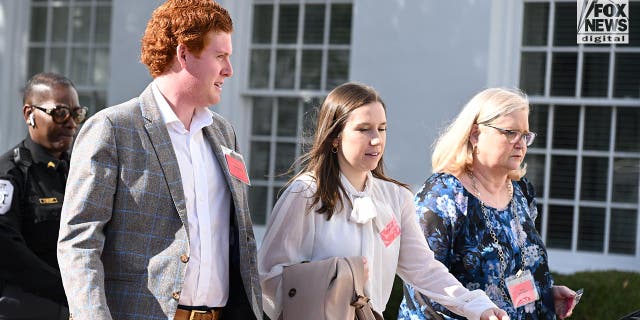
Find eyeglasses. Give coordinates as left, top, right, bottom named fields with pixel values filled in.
left=30, top=105, right=88, bottom=124
left=481, top=123, right=537, bottom=146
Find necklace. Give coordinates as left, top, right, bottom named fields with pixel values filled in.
left=467, top=170, right=513, bottom=202
left=467, top=169, right=527, bottom=304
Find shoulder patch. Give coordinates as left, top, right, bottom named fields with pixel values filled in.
left=0, top=179, right=14, bottom=214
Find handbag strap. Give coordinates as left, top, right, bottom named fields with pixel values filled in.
left=344, top=257, right=370, bottom=308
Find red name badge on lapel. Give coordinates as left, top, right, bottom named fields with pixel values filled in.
left=380, top=217, right=401, bottom=247
left=221, top=145, right=251, bottom=185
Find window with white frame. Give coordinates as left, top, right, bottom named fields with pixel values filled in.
left=246, top=1, right=352, bottom=224
left=28, top=0, right=112, bottom=114
left=520, top=0, right=639, bottom=256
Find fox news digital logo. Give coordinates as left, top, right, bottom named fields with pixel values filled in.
left=577, top=0, right=629, bottom=44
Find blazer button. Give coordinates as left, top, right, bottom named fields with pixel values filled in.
left=288, top=288, right=296, bottom=297
left=180, top=254, right=189, bottom=263
left=172, top=292, right=180, bottom=300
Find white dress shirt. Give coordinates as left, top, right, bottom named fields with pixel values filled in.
left=152, top=82, right=230, bottom=307
left=258, top=172, right=499, bottom=320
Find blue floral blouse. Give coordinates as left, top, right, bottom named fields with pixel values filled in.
left=398, top=173, right=556, bottom=320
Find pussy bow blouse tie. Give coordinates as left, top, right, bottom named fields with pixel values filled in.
left=350, top=194, right=394, bottom=233
left=350, top=195, right=377, bottom=224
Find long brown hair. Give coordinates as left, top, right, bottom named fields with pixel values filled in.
left=288, top=82, right=409, bottom=220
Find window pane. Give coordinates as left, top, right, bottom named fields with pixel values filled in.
left=553, top=2, right=574, bottom=46
left=277, top=98, right=298, bottom=137
left=249, top=49, right=270, bottom=89
left=520, top=52, right=546, bottom=96
left=610, top=209, right=637, bottom=254
left=612, top=158, right=639, bottom=203
left=581, top=157, right=608, bottom=201
left=52, top=6, right=69, bottom=43
left=275, top=143, right=296, bottom=180
left=95, top=5, right=112, bottom=44
left=93, top=48, right=109, bottom=87
left=304, top=4, right=325, bottom=44
left=583, top=107, right=611, bottom=151
left=70, top=48, right=89, bottom=85
left=551, top=53, right=577, bottom=96
left=615, top=108, right=640, bottom=152
left=613, top=53, right=640, bottom=98
left=252, top=5, right=273, bottom=44
left=252, top=98, right=273, bottom=136
left=547, top=205, right=573, bottom=249
left=577, top=207, right=605, bottom=252
left=550, top=156, right=576, bottom=199
left=327, top=49, right=349, bottom=90
left=582, top=53, right=609, bottom=97
left=625, top=2, right=640, bottom=47
left=71, top=6, right=90, bottom=43
left=330, top=4, right=352, bottom=44
left=278, top=4, right=299, bottom=44
left=50, top=47, right=67, bottom=75
left=275, top=49, right=296, bottom=89
left=529, top=104, right=548, bottom=148
left=525, top=154, right=545, bottom=198
left=301, top=50, right=322, bottom=90
left=302, top=97, right=320, bottom=139
left=28, top=47, right=45, bottom=78
left=552, top=105, right=579, bottom=149
left=94, top=90, right=106, bottom=112
left=249, top=186, right=268, bottom=225
left=30, top=7, right=47, bottom=42
left=522, top=3, right=548, bottom=46
left=249, top=141, right=270, bottom=180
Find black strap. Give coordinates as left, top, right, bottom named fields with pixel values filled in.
left=12, top=146, right=33, bottom=196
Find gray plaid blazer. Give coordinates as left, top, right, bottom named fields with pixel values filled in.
left=57, top=84, right=262, bottom=320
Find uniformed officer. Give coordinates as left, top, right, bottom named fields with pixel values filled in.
left=0, top=72, right=87, bottom=320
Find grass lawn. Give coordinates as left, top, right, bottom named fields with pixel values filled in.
left=383, top=271, right=640, bottom=320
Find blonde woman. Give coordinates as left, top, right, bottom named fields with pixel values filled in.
left=398, top=88, right=579, bottom=320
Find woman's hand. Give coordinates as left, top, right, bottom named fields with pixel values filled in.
left=480, top=308, right=510, bottom=320
left=553, top=285, right=578, bottom=319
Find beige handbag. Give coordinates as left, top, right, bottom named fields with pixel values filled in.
left=281, top=256, right=383, bottom=320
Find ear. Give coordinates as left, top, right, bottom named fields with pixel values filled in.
left=23, top=105, right=32, bottom=122
left=469, top=123, right=480, bottom=146
left=176, top=43, right=188, bottom=68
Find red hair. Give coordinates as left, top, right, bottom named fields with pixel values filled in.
left=140, top=0, right=233, bottom=77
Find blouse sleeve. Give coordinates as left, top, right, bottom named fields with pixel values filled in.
left=258, top=178, right=317, bottom=320
left=395, top=186, right=498, bottom=320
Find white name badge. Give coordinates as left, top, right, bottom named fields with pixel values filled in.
left=505, top=269, right=540, bottom=308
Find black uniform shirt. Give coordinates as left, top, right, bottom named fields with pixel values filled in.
left=0, top=135, right=69, bottom=305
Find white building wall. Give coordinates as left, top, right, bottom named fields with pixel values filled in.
left=350, top=1, right=496, bottom=189
left=0, top=0, right=30, bottom=152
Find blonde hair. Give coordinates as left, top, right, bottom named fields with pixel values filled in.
left=431, top=87, right=530, bottom=180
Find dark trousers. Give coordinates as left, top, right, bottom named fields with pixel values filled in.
left=0, top=285, right=68, bottom=320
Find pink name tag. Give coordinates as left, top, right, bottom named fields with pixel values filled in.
left=221, top=146, right=251, bottom=185
left=506, top=270, right=539, bottom=308
left=380, top=218, right=401, bottom=247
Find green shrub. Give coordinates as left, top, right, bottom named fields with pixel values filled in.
left=384, top=271, right=640, bottom=320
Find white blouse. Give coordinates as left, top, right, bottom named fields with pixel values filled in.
left=258, top=172, right=498, bottom=320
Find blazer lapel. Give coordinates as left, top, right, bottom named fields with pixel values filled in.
left=138, top=85, right=189, bottom=233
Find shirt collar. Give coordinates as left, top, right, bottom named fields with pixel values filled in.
left=151, top=81, right=213, bottom=133
left=24, top=135, right=69, bottom=170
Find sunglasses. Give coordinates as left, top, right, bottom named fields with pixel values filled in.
left=30, top=105, right=88, bottom=124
